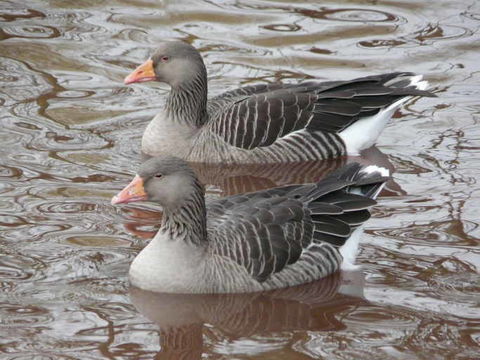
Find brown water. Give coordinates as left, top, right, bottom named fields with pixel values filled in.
left=1, top=0, right=479, bottom=358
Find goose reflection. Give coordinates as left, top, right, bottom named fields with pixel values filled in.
left=130, top=271, right=366, bottom=359
left=138, top=145, right=401, bottom=197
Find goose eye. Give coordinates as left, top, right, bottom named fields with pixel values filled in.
left=161, top=56, right=169, bottom=62
left=154, top=174, right=163, bottom=178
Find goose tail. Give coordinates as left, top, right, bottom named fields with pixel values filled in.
left=338, top=164, right=389, bottom=270
left=338, top=73, right=433, bottom=155
left=307, top=163, right=389, bottom=270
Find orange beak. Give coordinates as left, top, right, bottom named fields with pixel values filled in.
left=111, top=175, right=148, bottom=205
left=124, top=59, right=156, bottom=85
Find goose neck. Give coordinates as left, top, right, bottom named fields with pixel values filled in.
left=165, top=67, right=208, bottom=127
left=159, top=180, right=208, bottom=247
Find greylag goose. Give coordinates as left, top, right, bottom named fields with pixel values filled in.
left=124, top=41, right=434, bottom=164
left=111, top=156, right=388, bottom=293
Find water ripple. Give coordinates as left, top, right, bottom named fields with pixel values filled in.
left=0, top=3, right=45, bottom=22
left=0, top=303, right=51, bottom=326
left=296, top=8, right=399, bottom=23
left=0, top=24, right=60, bottom=40
left=359, top=23, right=473, bottom=48
left=0, top=250, right=45, bottom=281
left=0, top=0, right=479, bottom=358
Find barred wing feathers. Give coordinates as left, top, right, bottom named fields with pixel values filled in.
left=208, top=72, right=434, bottom=150
left=208, top=195, right=312, bottom=282
left=207, top=162, right=388, bottom=283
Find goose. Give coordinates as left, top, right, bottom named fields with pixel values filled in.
left=111, top=156, right=389, bottom=293
left=124, top=41, right=434, bottom=164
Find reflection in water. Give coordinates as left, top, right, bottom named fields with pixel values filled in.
left=191, top=158, right=346, bottom=196
left=1, top=0, right=480, bottom=358
left=130, top=272, right=364, bottom=359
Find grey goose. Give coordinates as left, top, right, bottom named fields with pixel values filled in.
left=111, top=156, right=388, bottom=293
left=124, top=41, right=435, bottom=164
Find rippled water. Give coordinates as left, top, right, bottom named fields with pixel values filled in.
left=1, top=0, right=479, bottom=358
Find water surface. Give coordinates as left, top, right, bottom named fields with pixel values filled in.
left=1, top=0, right=479, bottom=359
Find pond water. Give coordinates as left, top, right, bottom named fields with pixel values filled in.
left=1, top=0, right=479, bottom=359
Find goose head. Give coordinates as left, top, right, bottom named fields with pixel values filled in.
left=112, top=156, right=199, bottom=210
left=124, top=41, right=206, bottom=88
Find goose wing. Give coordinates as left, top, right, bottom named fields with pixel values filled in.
left=207, top=72, right=433, bottom=150
left=207, top=162, right=388, bottom=283
left=207, top=192, right=314, bottom=282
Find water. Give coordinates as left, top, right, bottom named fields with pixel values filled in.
left=1, top=0, right=479, bottom=358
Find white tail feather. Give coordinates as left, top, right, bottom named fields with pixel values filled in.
left=339, top=75, right=429, bottom=155
left=340, top=165, right=388, bottom=269
left=361, top=164, right=390, bottom=178
left=408, top=75, right=428, bottom=91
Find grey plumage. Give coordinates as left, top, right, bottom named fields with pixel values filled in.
left=131, top=41, right=435, bottom=164
left=208, top=162, right=386, bottom=286
left=208, top=73, right=431, bottom=149
left=114, top=156, right=389, bottom=293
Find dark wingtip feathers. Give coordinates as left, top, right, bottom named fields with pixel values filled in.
left=305, top=162, right=389, bottom=210
left=307, top=162, right=389, bottom=248
left=326, top=162, right=389, bottom=189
